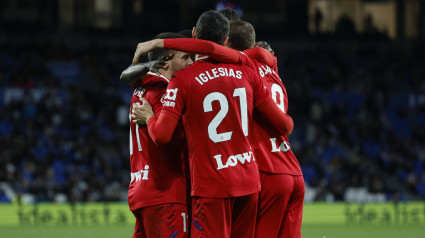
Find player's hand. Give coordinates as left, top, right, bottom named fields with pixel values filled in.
left=131, top=98, right=154, bottom=124
left=132, top=39, right=163, bottom=65
left=255, top=41, right=274, bottom=55
left=149, top=54, right=173, bottom=73
left=132, top=42, right=148, bottom=65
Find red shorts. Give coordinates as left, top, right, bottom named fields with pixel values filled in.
left=132, top=203, right=188, bottom=238
left=255, top=172, right=304, bottom=238
left=191, top=193, right=258, bottom=238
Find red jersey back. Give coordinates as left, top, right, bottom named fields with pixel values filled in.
left=128, top=72, right=186, bottom=210
left=251, top=60, right=302, bottom=175
left=161, top=57, right=270, bottom=198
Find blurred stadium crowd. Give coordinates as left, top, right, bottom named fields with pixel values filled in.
left=0, top=31, right=424, bottom=203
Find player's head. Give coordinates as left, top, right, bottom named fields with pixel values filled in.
left=226, top=20, right=256, bottom=51
left=192, top=10, right=229, bottom=46
left=148, top=32, right=193, bottom=78
left=178, top=29, right=193, bottom=38
left=218, top=8, right=240, bottom=21
left=148, top=32, right=184, bottom=62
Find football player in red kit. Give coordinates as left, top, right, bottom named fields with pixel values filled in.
left=131, top=19, right=304, bottom=238
left=126, top=32, right=192, bottom=238
left=131, top=11, right=294, bottom=238
left=227, top=20, right=304, bottom=238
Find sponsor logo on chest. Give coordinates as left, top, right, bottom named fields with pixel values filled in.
left=162, top=88, right=178, bottom=107
left=134, top=87, right=146, bottom=101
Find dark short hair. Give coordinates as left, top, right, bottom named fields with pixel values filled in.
left=218, top=8, right=240, bottom=21
left=148, top=32, right=184, bottom=61
left=178, top=29, right=193, bottom=38
left=227, top=20, right=256, bottom=51
left=195, top=10, right=229, bottom=45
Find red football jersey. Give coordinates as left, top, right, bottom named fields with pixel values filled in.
left=128, top=72, right=186, bottom=210
left=161, top=57, right=270, bottom=198
left=249, top=60, right=302, bottom=175
left=163, top=37, right=300, bottom=175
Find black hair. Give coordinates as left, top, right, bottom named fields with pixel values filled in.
left=148, top=32, right=184, bottom=61
left=218, top=8, right=240, bottom=21
left=227, top=20, right=256, bottom=51
left=178, top=29, right=193, bottom=38
left=195, top=10, right=229, bottom=45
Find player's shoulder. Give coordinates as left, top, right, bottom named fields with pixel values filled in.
left=238, top=62, right=259, bottom=76
left=169, top=64, right=195, bottom=84
left=133, top=83, right=164, bottom=102
left=140, top=72, right=169, bottom=88
left=171, top=60, right=210, bottom=83
left=174, top=61, right=202, bottom=77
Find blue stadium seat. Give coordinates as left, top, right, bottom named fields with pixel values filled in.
left=47, top=61, right=81, bottom=85
left=0, top=120, right=12, bottom=138
left=23, top=104, right=37, bottom=119
left=415, top=183, right=425, bottom=198
left=31, top=146, right=48, bottom=160
left=301, top=166, right=317, bottom=184
left=52, top=160, right=66, bottom=185
left=363, top=141, right=381, bottom=158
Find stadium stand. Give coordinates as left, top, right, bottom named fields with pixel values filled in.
left=0, top=31, right=424, bottom=203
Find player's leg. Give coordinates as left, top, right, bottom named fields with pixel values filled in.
left=191, top=196, right=232, bottom=238
left=183, top=149, right=192, bottom=236
left=185, top=193, right=192, bottom=237
left=255, top=172, right=293, bottom=238
left=230, top=192, right=259, bottom=238
left=132, top=209, right=147, bottom=238
left=142, top=203, right=188, bottom=238
left=278, top=175, right=305, bottom=238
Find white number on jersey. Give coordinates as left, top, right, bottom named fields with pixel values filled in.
left=203, top=88, right=248, bottom=143
left=271, top=83, right=285, bottom=113
left=181, top=212, right=187, bottom=233
left=129, top=112, right=142, bottom=155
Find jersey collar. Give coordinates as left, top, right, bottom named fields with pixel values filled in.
left=146, top=71, right=170, bottom=83
left=195, top=55, right=209, bottom=61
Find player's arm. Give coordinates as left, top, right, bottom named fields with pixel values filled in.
left=248, top=41, right=278, bottom=71
left=131, top=89, right=164, bottom=125
left=132, top=98, right=178, bottom=144
left=164, top=39, right=276, bottom=69
left=243, top=47, right=275, bottom=67
left=250, top=69, right=293, bottom=135
left=132, top=102, right=185, bottom=141
left=121, top=59, right=166, bottom=87
left=132, top=38, right=267, bottom=66
left=256, top=98, right=294, bottom=135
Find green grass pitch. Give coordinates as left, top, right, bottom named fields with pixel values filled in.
left=0, top=202, right=424, bottom=238
left=1, top=224, right=425, bottom=238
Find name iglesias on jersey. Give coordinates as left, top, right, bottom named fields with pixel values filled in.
left=195, top=67, right=243, bottom=85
